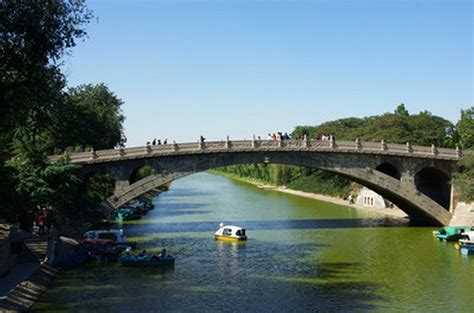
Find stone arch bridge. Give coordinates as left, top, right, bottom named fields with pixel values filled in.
left=51, top=139, right=463, bottom=226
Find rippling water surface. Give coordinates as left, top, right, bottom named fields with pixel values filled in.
left=36, top=173, right=474, bottom=312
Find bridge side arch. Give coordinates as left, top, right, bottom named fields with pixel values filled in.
left=375, top=162, right=401, bottom=180
left=107, top=151, right=452, bottom=225
left=415, top=167, right=451, bottom=210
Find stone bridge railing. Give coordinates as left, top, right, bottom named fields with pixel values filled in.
left=50, top=139, right=462, bottom=164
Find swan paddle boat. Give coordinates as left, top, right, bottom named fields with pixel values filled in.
left=214, top=223, right=247, bottom=242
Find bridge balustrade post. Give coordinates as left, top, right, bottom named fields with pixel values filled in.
left=304, top=134, right=309, bottom=148
left=90, top=148, right=97, bottom=160
left=381, top=140, right=387, bottom=151
left=251, top=135, right=258, bottom=148
left=199, top=141, right=205, bottom=150
left=406, top=142, right=412, bottom=153
left=146, top=144, right=152, bottom=154
left=173, top=141, right=178, bottom=152
left=355, top=138, right=361, bottom=150
left=456, top=145, right=462, bottom=158
left=118, top=147, right=125, bottom=157
left=225, top=136, right=231, bottom=149
left=431, top=144, right=438, bottom=156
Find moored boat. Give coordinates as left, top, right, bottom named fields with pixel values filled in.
left=460, top=245, right=474, bottom=255
left=116, top=207, right=142, bottom=221
left=458, top=231, right=474, bottom=245
left=81, top=229, right=136, bottom=251
left=433, top=226, right=472, bottom=242
left=135, top=197, right=155, bottom=210
left=214, top=223, right=247, bottom=241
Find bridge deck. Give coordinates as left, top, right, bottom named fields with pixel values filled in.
left=49, top=139, right=461, bottom=164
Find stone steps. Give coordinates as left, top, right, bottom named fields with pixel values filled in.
left=23, top=237, right=48, bottom=263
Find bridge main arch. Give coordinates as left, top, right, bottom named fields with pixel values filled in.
left=105, top=150, right=453, bottom=225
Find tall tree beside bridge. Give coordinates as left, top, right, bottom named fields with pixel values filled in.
left=0, top=0, right=93, bottom=151
left=51, top=83, right=127, bottom=151
left=453, top=107, right=474, bottom=202
left=0, top=0, right=93, bottom=221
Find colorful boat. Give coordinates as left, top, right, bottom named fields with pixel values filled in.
left=214, top=223, right=247, bottom=241
left=433, top=226, right=472, bottom=242
left=116, top=208, right=142, bottom=221
left=135, top=197, right=155, bottom=210
left=459, top=231, right=474, bottom=245
left=81, top=229, right=136, bottom=251
left=460, top=245, right=474, bottom=255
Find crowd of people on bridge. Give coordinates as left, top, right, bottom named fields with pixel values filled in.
left=143, top=132, right=337, bottom=145
left=265, top=132, right=336, bottom=142
left=316, top=133, right=336, bottom=142
left=147, top=138, right=168, bottom=146
left=267, top=132, right=291, bottom=140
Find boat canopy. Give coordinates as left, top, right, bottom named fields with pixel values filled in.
left=443, top=226, right=471, bottom=236
left=221, top=225, right=245, bottom=233
left=461, top=231, right=474, bottom=241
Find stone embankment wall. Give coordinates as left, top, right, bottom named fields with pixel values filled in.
left=0, top=224, right=13, bottom=277
left=450, top=202, right=474, bottom=226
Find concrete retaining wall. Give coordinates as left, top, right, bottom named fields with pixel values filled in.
left=0, top=224, right=13, bottom=278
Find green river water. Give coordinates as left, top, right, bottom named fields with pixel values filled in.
left=36, top=172, right=473, bottom=312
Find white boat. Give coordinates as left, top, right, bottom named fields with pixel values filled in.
left=459, top=231, right=474, bottom=244
left=214, top=223, right=247, bottom=241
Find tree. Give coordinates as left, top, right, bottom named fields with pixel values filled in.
left=0, top=0, right=92, bottom=141
left=394, top=103, right=409, bottom=116
left=0, top=0, right=92, bottom=222
left=51, top=84, right=127, bottom=151
left=454, top=154, right=474, bottom=202
left=456, top=107, right=474, bottom=149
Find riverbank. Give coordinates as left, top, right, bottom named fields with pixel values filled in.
left=209, top=170, right=408, bottom=219
left=0, top=264, right=61, bottom=312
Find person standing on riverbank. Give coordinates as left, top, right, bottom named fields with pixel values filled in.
left=38, top=212, right=46, bottom=235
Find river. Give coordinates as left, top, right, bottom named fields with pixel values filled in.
left=36, top=172, right=473, bottom=312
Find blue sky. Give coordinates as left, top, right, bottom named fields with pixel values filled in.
left=63, top=0, right=473, bottom=146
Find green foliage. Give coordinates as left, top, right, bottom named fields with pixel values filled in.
left=8, top=153, right=82, bottom=218
left=85, top=173, right=115, bottom=204
left=288, top=171, right=352, bottom=197
left=0, top=0, right=92, bottom=138
left=454, top=153, right=474, bottom=202
left=52, top=84, right=127, bottom=150
left=291, top=105, right=454, bottom=147
left=216, top=165, right=352, bottom=198
left=130, top=166, right=156, bottom=184
left=0, top=160, right=20, bottom=221
left=394, top=103, right=409, bottom=116
left=0, top=0, right=101, bottom=224
left=220, top=104, right=470, bottom=200
left=456, top=107, right=474, bottom=149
